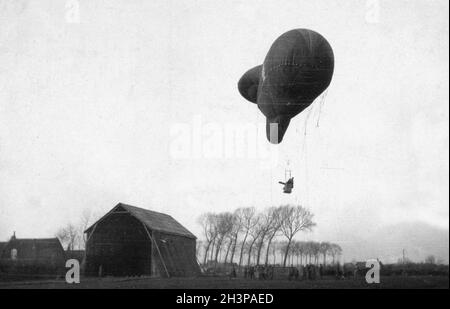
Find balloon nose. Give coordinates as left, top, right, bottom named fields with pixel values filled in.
left=266, top=116, right=291, bottom=144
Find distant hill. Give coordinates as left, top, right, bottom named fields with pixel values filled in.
left=341, top=222, right=449, bottom=264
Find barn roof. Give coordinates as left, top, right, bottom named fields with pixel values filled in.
left=85, top=203, right=196, bottom=239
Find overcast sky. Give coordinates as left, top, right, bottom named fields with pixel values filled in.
left=0, top=0, right=448, bottom=262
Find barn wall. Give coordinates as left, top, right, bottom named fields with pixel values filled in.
left=151, top=231, right=200, bottom=277
left=85, top=213, right=152, bottom=276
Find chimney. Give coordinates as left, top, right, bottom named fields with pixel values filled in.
left=11, top=231, right=16, bottom=240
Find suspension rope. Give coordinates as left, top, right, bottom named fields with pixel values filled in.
left=316, top=90, right=328, bottom=128
left=300, top=105, right=315, bottom=207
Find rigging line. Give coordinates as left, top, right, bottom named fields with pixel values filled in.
left=316, top=90, right=328, bottom=128
left=303, top=104, right=314, bottom=137
left=303, top=104, right=315, bottom=206
left=311, top=96, right=322, bottom=125
left=270, top=168, right=273, bottom=205
left=304, top=133, right=310, bottom=206
left=301, top=105, right=314, bottom=161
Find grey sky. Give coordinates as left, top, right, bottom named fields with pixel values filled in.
left=0, top=0, right=448, bottom=262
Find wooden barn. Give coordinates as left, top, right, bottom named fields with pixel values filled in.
left=0, top=234, right=66, bottom=279
left=84, top=203, right=200, bottom=278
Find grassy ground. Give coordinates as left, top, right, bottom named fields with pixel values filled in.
left=0, top=275, right=448, bottom=289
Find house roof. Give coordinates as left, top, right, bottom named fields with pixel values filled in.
left=0, top=242, right=6, bottom=255
left=1, top=238, right=65, bottom=260
left=85, top=203, right=196, bottom=239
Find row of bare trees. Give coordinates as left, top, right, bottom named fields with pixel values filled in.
left=273, top=240, right=343, bottom=266
left=197, top=204, right=336, bottom=268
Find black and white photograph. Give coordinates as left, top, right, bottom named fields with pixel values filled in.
left=0, top=0, right=448, bottom=294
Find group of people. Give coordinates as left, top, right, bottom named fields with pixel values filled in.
left=229, top=263, right=348, bottom=281
left=287, top=264, right=325, bottom=280
left=240, top=265, right=275, bottom=280
left=288, top=263, right=351, bottom=280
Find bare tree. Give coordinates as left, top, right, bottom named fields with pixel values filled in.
left=312, top=242, right=321, bottom=265
left=246, top=214, right=263, bottom=266
left=319, top=242, right=332, bottom=266
left=222, top=213, right=240, bottom=264
left=291, top=241, right=307, bottom=266
left=237, top=207, right=257, bottom=267
left=279, top=205, right=316, bottom=267
left=78, top=208, right=92, bottom=249
left=329, top=243, right=343, bottom=265
left=291, top=241, right=300, bottom=265
left=297, top=241, right=307, bottom=265
left=222, top=211, right=244, bottom=264
left=213, top=212, right=234, bottom=267
left=239, top=241, right=250, bottom=265
left=197, top=213, right=218, bottom=265
left=263, top=206, right=283, bottom=265
left=196, top=240, right=204, bottom=261
left=209, top=236, right=216, bottom=262
left=227, top=209, right=244, bottom=264
left=271, top=241, right=278, bottom=264
left=56, top=223, right=79, bottom=251
left=223, top=237, right=234, bottom=264
left=278, top=241, right=289, bottom=265
left=254, top=207, right=280, bottom=265
left=425, top=255, right=436, bottom=264
left=304, top=241, right=315, bottom=264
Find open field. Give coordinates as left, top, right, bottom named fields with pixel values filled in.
left=0, top=275, right=448, bottom=289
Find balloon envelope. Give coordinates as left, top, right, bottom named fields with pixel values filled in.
left=238, top=29, right=334, bottom=143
